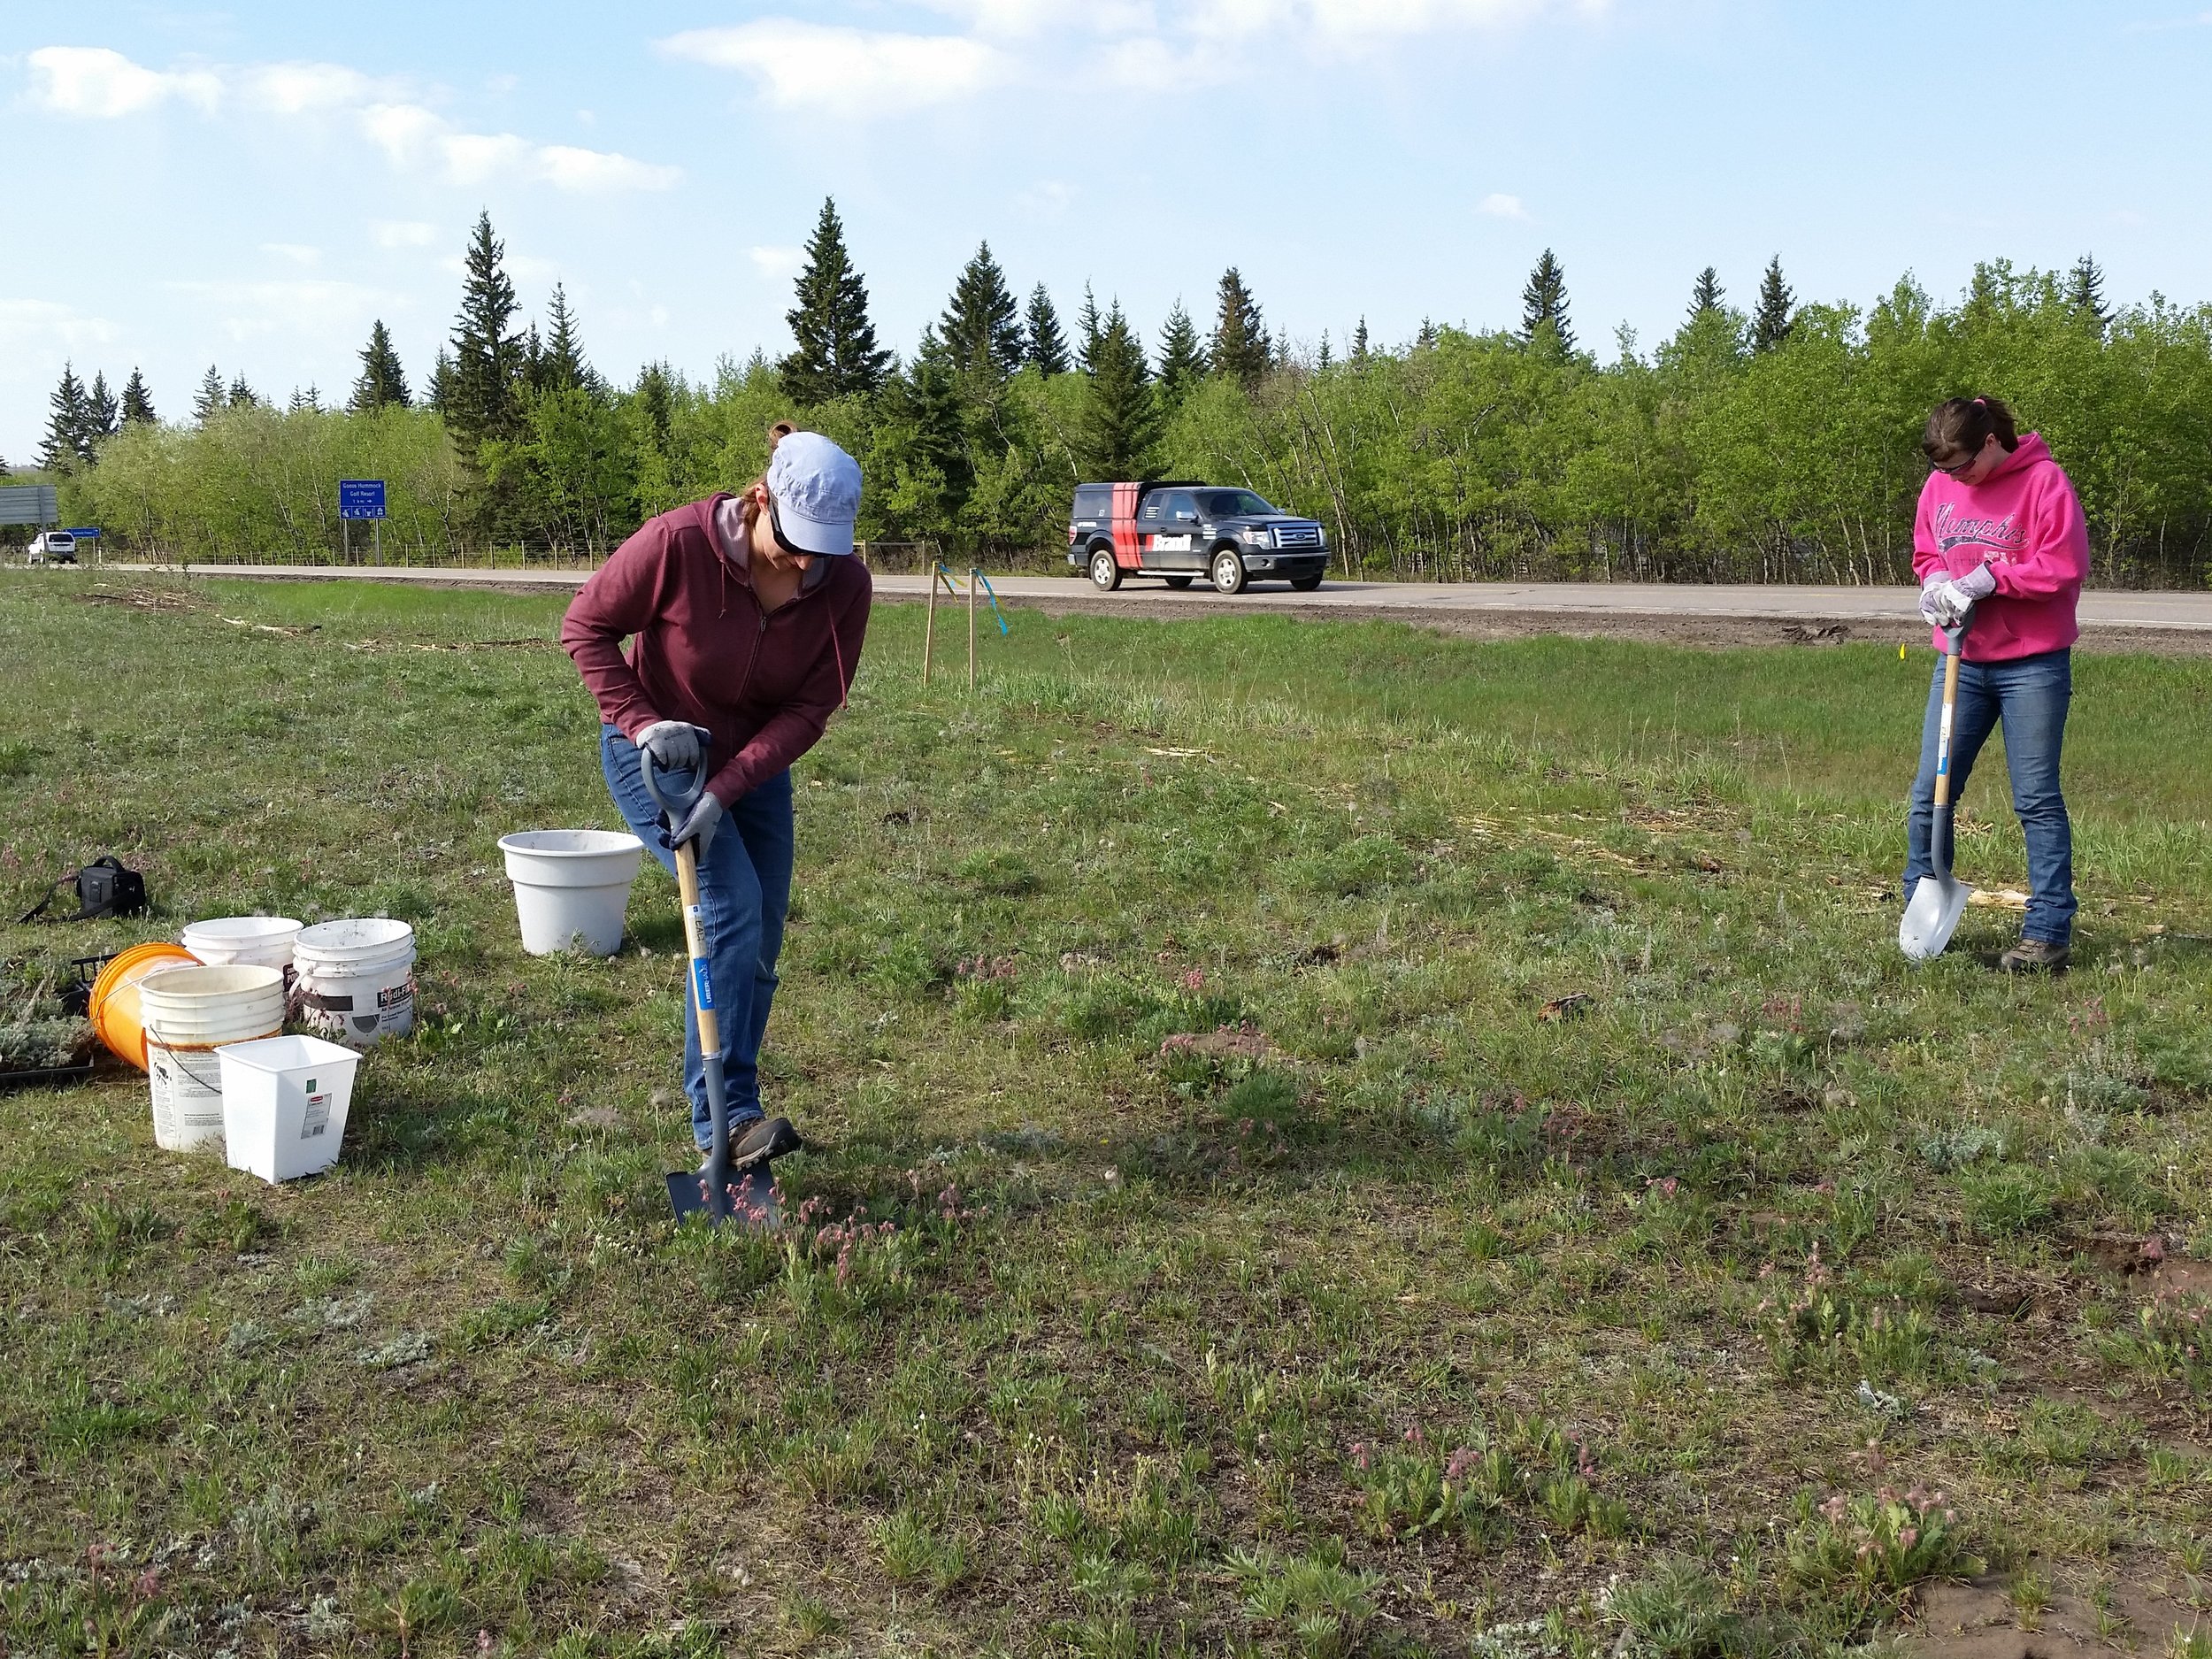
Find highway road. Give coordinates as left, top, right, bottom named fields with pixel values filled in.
left=70, top=563, right=2212, bottom=651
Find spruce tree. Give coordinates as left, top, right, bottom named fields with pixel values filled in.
left=448, top=209, right=526, bottom=456
left=940, top=242, right=1025, bottom=387
left=889, top=329, right=974, bottom=524
left=350, top=320, right=412, bottom=411
left=120, top=367, right=156, bottom=425
left=1076, top=283, right=1103, bottom=374
left=1520, top=250, right=1573, bottom=350
left=228, top=375, right=258, bottom=408
left=1155, top=300, right=1208, bottom=408
left=39, top=364, right=89, bottom=472
left=1752, top=256, right=1795, bottom=352
left=1317, top=332, right=1333, bottom=372
left=86, top=373, right=119, bottom=443
left=1025, top=284, right=1071, bottom=374
left=1077, top=301, right=1157, bottom=479
left=288, top=385, right=322, bottom=414
left=2067, top=254, right=2109, bottom=331
left=193, top=365, right=226, bottom=425
left=633, top=363, right=675, bottom=457
left=541, top=285, right=593, bottom=392
left=1210, top=267, right=1269, bottom=386
left=1351, top=318, right=1370, bottom=360
left=520, top=322, right=546, bottom=395
left=426, top=349, right=457, bottom=413
left=1415, top=318, right=1438, bottom=352
left=780, top=197, right=893, bottom=403
left=1688, top=266, right=1724, bottom=318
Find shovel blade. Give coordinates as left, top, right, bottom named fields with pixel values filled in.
left=666, top=1164, right=782, bottom=1231
left=1899, top=873, right=1972, bottom=962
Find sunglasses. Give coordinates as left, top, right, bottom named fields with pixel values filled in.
left=764, top=496, right=818, bottom=562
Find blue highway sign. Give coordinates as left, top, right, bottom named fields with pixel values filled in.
left=338, top=479, right=388, bottom=520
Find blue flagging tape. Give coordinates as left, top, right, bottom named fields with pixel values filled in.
left=972, top=570, right=1010, bottom=635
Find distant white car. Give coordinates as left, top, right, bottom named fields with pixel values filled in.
left=26, top=531, right=76, bottom=565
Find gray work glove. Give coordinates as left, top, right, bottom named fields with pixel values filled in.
left=1929, top=562, right=1996, bottom=628
left=634, top=719, right=703, bottom=772
left=669, top=790, right=723, bottom=856
left=1916, top=572, right=1949, bottom=628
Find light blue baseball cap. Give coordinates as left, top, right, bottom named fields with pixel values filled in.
left=764, top=430, right=863, bottom=557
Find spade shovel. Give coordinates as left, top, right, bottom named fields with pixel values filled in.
left=1900, top=622, right=1974, bottom=962
left=640, top=736, right=780, bottom=1230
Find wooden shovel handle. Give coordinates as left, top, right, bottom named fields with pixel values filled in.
left=1932, top=649, right=1963, bottom=811
left=674, top=840, right=721, bottom=1055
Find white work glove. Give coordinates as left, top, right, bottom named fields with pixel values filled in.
left=634, top=720, right=703, bottom=772
left=1929, top=562, right=1997, bottom=628
left=669, top=790, right=723, bottom=856
left=1916, top=572, right=1948, bottom=628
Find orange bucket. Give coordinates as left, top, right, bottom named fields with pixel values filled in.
left=88, top=942, right=201, bottom=1071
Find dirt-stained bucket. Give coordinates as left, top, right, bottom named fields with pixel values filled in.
left=139, top=964, right=287, bottom=1153
left=293, top=918, right=417, bottom=1049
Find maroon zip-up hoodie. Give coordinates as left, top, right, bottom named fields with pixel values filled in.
left=561, top=495, right=872, bottom=808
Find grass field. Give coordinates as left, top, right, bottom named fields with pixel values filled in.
left=3, top=572, right=2209, bottom=1659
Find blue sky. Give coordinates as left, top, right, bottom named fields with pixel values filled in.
left=5, top=1, right=2210, bottom=464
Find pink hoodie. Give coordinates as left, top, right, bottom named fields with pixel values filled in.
left=1912, top=432, right=2088, bottom=662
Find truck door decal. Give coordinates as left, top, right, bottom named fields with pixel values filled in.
left=1112, top=481, right=1142, bottom=569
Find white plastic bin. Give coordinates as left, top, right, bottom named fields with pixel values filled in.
left=497, top=830, right=648, bottom=956
left=294, top=918, right=417, bottom=1049
left=216, top=1033, right=360, bottom=1182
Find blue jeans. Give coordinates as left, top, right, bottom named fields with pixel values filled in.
left=1904, top=649, right=2076, bottom=946
left=602, top=726, right=795, bottom=1150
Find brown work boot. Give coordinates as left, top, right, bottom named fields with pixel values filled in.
left=1998, top=938, right=2070, bottom=975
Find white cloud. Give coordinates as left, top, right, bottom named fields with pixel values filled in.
left=1479, top=192, right=1528, bottom=219
left=667, top=0, right=1602, bottom=112
left=658, top=20, right=1010, bottom=115
left=259, top=242, right=323, bottom=266
left=239, top=60, right=383, bottom=114
left=749, top=245, right=806, bottom=280
left=536, top=144, right=680, bottom=193
left=371, top=219, right=441, bottom=249
left=0, top=297, right=119, bottom=350
left=27, top=45, right=219, bottom=117
left=24, top=46, right=677, bottom=194
left=165, top=279, right=390, bottom=342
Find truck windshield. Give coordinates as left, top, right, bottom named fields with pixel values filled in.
left=1201, top=490, right=1277, bottom=518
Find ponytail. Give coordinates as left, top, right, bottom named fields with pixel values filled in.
left=1924, top=396, right=2020, bottom=465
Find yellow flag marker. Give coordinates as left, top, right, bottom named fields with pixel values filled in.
left=1900, top=645, right=1908, bottom=659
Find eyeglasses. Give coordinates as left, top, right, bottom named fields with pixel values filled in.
left=1926, top=451, right=1978, bottom=478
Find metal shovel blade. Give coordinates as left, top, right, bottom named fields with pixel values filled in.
left=1899, top=872, right=1973, bottom=962
left=667, top=1163, right=781, bottom=1231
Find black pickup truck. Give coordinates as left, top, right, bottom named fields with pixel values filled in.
left=1066, top=481, right=1329, bottom=595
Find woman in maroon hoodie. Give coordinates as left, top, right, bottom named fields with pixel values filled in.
left=561, top=431, right=872, bottom=1169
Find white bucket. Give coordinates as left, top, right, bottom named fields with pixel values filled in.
left=181, top=916, right=303, bottom=972
left=139, top=965, right=288, bottom=1153
left=216, top=1033, right=360, bottom=1183
left=294, top=918, right=417, bottom=1049
left=497, top=830, right=648, bottom=956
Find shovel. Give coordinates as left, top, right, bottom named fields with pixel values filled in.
left=640, top=736, right=780, bottom=1230
left=1900, top=623, right=1974, bottom=962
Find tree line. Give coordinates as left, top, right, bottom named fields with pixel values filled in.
left=27, top=201, right=2212, bottom=587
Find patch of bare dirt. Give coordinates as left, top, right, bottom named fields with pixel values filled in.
left=1908, top=1571, right=2206, bottom=1658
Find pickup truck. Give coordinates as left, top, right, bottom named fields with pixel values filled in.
left=26, top=531, right=77, bottom=565
left=1066, top=481, right=1328, bottom=595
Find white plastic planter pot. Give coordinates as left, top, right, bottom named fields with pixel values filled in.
left=497, top=830, right=647, bottom=956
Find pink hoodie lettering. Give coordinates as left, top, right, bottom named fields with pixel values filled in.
left=1912, top=433, right=2088, bottom=662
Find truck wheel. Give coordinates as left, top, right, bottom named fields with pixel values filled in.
left=1291, top=573, right=1323, bottom=592
left=1164, top=575, right=1194, bottom=589
left=1210, top=549, right=1248, bottom=595
left=1089, top=549, right=1122, bottom=591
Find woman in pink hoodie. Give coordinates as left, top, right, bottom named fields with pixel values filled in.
left=1909, top=396, right=2089, bottom=972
